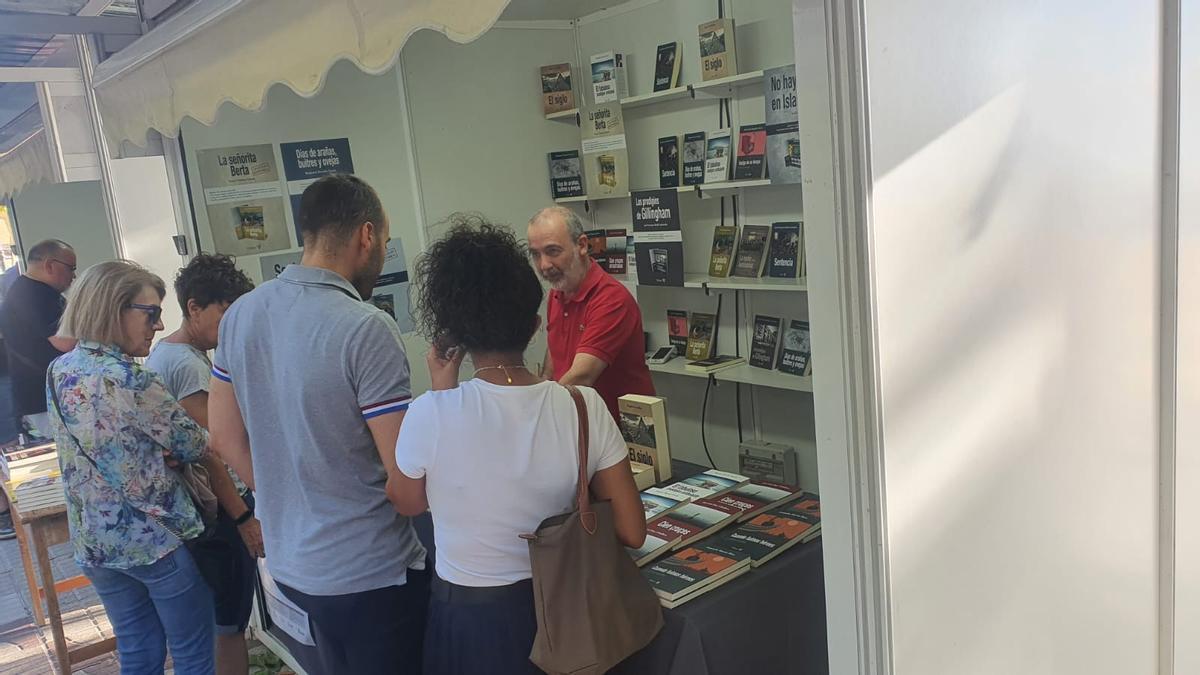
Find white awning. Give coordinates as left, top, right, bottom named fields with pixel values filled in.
left=92, top=0, right=512, bottom=147
left=0, top=130, right=56, bottom=201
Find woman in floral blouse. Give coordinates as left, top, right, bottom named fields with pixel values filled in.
left=47, top=260, right=215, bottom=675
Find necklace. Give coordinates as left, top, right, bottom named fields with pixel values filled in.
left=472, top=364, right=528, bottom=385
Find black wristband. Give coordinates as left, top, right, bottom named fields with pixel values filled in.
left=233, top=508, right=254, bottom=526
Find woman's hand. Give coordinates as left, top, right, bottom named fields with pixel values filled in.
left=237, top=516, right=265, bottom=558
left=427, top=344, right=465, bottom=391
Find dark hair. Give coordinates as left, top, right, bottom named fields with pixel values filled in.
left=174, top=253, right=255, bottom=315
left=414, top=214, right=544, bottom=354
left=27, top=239, right=71, bottom=262
left=297, top=174, right=385, bottom=247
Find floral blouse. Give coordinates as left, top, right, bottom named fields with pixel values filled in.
left=47, top=341, right=209, bottom=569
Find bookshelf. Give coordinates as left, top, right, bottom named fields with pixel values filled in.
left=544, top=69, right=770, bottom=121
left=647, top=358, right=812, bottom=393
left=681, top=274, right=806, bottom=292
left=555, top=179, right=784, bottom=207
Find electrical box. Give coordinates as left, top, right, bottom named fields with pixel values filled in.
left=738, top=440, right=799, bottom=487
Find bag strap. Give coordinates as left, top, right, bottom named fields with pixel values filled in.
left=562, top=384, right=596, bottom=535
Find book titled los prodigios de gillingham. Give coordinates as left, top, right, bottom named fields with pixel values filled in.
left=630, top=189, right=683, bottom=287
left=749, top=314, right=782, bottom=369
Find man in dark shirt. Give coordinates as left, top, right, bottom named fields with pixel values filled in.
left=0, top=240, right=76, bottom=537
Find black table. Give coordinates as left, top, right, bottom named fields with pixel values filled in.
left=263, top=466, right=828, bottom=675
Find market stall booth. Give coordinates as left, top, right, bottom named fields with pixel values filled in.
left=88, top=1, right=830, bottom=673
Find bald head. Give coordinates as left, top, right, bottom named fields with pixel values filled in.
left=26, top=239, right=75, bottom=292
left=527, top=205, right=590, bottom=294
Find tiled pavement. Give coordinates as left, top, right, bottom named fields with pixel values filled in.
left=0, top=535, right=125, bottom=674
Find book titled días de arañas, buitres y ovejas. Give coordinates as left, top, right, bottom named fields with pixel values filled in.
left=698, top=18, right=738, bottom=81
left=777, top=319, right=812, bottom=376
left=618, top=394, right=672, bottom=483
left=547, top=150, right=583, bottom=199
left=682, top=131, right=707, bottom=186
left=539, top=63, right=575, bottom=115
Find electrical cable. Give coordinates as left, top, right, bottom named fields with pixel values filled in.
left=700, top=376, right=718, bottom=469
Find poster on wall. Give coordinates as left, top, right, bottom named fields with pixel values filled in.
left=196, top=144, right=290, bottom=256
left=280, top=138, right=355, bottom=244
left=372, top=239, right=414, bottom=334
left=259, top=250, right=303, bottom=281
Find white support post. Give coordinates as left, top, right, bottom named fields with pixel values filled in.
left=34, top=82, right=68, bottom=183
left=74, top=36, right=125, bottom=259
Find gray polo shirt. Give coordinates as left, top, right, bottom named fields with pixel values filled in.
left=214, top=264, right=425, bottom=596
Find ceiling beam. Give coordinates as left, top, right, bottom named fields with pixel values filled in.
left=0, top=12, right=141, bottom=36
left=0, top=66, right=82, bottom=83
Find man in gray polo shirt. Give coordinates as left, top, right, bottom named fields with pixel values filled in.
left=209, top=174, right=427, bottom=675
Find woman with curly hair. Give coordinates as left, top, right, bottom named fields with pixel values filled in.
left=392, top=215, right=645, bottom=675
left=144, top=253, right=258, bottom=675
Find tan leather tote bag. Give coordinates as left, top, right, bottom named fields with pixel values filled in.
left=522, top=384, right=663, bottom=674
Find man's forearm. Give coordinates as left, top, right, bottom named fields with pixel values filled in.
left=202, top=452, right=250, bottom=518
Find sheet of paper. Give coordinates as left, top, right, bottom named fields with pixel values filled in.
left=256, top=559, right=316, bottom=646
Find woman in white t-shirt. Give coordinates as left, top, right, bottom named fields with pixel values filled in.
left=393, top=215, right=645, bottom=675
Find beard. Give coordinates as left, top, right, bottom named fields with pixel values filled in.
left=543, top=253, right=587, bottom=292
left=352, top=240, right=387, bottom=300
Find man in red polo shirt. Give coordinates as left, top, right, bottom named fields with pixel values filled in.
left=528, top=206, right=655, bottom=419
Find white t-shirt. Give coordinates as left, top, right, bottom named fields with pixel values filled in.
left=395, top=380, right=628, bottom=587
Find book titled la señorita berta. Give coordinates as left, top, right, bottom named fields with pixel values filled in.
left=631, top=189, right=684, bottom=287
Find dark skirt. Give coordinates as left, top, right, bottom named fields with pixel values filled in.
left=424, top=576, right=544, bottom=675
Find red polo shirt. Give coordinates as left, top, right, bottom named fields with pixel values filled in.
left=548, top=262, right=655, bottom=419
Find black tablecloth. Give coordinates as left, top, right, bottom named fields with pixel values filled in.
left=263, top=465, right=829, bottom=675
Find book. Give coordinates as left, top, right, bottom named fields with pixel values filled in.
left=664, top=498, right=745, bottom=549
left=631, top=461, right=657, bottom=491
left=605, top=228, right=628, bottom=274
left=641, top=486, right=688, bottom=521
left=586, top=228, right=607, bottom=266
left=685, top=355, right=745, bottom=374
left=767, top=222, right=802, bottom=278
left=653, top=41, right=682, bottom=91
left=708, top=225, right=738, bottom=277
left=590, top=51, right=628, bottom=103
left=764, top=64, right=802, bottom=184
left=618, top=394, right=672, bottom=483
left=628, top=528, right=680, bottom=567
left=749, top=315, right=782, bottom=369
left=716, top=480, right=804, bottom=522
left=684, top=312, right=717, bottom=361
left=666, top=310, right=689, bottom=355
left=682, top=132, right=707, bottom=186
left=733, top=123, right=767, bottom=180
left=630, top=189, right=684, bottom=287
left=772, top=492, right=822, bottom=543
left=659, top=468, right=749, bottom=502
left=644, top=539, right=752, bottom=606
left=547, top=150, right=584, bottom=199
left=718, top=506, right=818, bottom=567
left=581, top=103, right=628, bottom=198
left=704, top=130, right=732, bottom=184
left=626, top=234, right=637, bottom=276
left=539, top=63, right=575, bottom=115
left=776, top=319, right=812, bottom=376
left=1, top=440, right=55, bottom=463
left=658, top=136, right=681, bottom=188
left=731, top=224, right=771, bottom=278
left=698, top=18, right=738, bottom=81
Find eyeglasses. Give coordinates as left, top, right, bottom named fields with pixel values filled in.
left=125, top=303, right=163, bottom=325
left=48, top=258, right=77, bottom=273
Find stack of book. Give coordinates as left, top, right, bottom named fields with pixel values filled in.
left=1, top=441, right=58, bottom=490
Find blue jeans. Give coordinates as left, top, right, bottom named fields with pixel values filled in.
left=82, top=546, right=215, bottom=675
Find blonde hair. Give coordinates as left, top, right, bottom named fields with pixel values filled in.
left=59, top=260, right=166, bottom=345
